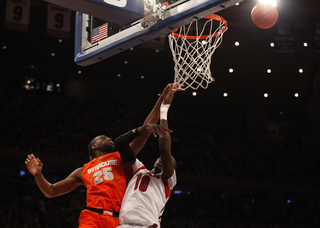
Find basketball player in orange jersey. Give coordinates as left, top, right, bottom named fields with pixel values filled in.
left=25, top=84, right=178, bottom=228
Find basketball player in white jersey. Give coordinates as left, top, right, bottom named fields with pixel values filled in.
left=117, top=84, right=177, bottom=228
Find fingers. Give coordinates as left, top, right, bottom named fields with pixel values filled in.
left=151, top=126, right=172, bottom=138
left=143, top=124, right=172, bottom=137
left=37, top=158, right=43, bottom=166
left=161, top=83, right=184, bottom=96
left=26, top=154, right=33, bottom=162
left=25, top=154, right=37, bottom=164
left=172, top=83, right=184, bottom=92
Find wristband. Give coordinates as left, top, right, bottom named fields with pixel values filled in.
left=160, top=104, right=170, bottom=120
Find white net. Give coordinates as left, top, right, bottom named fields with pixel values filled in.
left=168, top=14, right=228, bottom=90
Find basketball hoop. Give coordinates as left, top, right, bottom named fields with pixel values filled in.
left=168, top=14, right=228, bottom=90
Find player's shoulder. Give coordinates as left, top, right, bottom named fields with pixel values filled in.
left=166, top=170, right=177, bottom=188
left=96, top=151, right=122, bottom=160
left=132, top=159, right=146, bottom=172
left=71, top=167, right=84, bottom=181
left=133, top=158, right=143, bottom=167
left=163, top=169, right=177, bottom=181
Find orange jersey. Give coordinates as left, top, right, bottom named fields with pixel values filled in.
left=82, top=152, right=127, bottom=211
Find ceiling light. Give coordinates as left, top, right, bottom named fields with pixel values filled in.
left=259, top=0, right=277, bottom=7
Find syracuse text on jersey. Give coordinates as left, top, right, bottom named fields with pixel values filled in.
left=87, top=159, right=118, bottom=174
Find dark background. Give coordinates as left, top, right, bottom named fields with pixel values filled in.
left=1, top=0, right=320, bottom=227
left=2, top=0, right=320, bottom=133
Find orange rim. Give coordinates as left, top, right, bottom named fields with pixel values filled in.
left=161, top=2, right=169, bottom=7
left=171, top=14, right=228, bottom=40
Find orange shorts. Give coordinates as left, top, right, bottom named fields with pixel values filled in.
left=78, top=209, right=120, bottom=228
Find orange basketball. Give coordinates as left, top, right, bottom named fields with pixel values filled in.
left=251, top=3, right=278, bottom=29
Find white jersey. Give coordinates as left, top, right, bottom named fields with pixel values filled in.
left=119, top=159, right=177, bottom=228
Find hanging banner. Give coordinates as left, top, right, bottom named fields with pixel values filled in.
left=311, top=21, right=320, bottom=55
left=5, top=0, right=31, bottom=32
left=273, top=22, right=296, bottom=54
left=47, top=4, right=71, bottom=39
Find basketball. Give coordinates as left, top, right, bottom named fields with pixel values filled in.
left=251, top=3, right=278, bottom=29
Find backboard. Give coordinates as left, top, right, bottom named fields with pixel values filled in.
left=45, top=0, right=144, bottom=25
left=74, top=0, right=244, bottom=66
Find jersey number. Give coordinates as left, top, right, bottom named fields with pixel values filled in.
left=134, top=174, right=150, bottom=192
left=93, top=167, right=114, bottom=185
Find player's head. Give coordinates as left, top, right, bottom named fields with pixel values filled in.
left=153, top=156, right=177, bottom=174
left=88, top=135, right=114, bottom=159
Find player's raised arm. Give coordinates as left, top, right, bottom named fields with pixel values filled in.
left=159, top=86, right=176, bottom=179
left=115, top=123, right=172, bottom=169
left=25, top=154, right=83, bottom=198
left=129, top=83, right=181, bottom=155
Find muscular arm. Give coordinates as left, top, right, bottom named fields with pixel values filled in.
left=159, top=118, right=175, bottom=178
left=129, top=93, right=164, bottom=155
left=115, top=124, right=172, bottom=169
left=25, top=154, right=83, bottom=198
left=114, top=129, right=140, bottom=168
left=159, top=84, right=176, bottom=178
left=129, top=84, right=177, bottom=155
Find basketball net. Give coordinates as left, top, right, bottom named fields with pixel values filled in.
left=168, top=14, right=228, bottom=90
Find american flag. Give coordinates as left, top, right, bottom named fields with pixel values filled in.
left=92, top=23, right=108, bottom=44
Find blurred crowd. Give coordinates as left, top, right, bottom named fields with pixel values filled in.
left=0, top=179, right=319, bottom=228
left=1, top=78, right=320, bottom=227
left=1, top=81, right=319, bottom=187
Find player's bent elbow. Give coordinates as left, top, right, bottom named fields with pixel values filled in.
left=43, top=185, right=61, bottom=198
left=42, top=191, right=55, bottom=198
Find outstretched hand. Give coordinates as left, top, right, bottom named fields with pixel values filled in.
left=138, top=123, right=172, bottom=138
left=25, top=154, right=43, bottom=176
left=159, top=83, right=183, bottom=105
